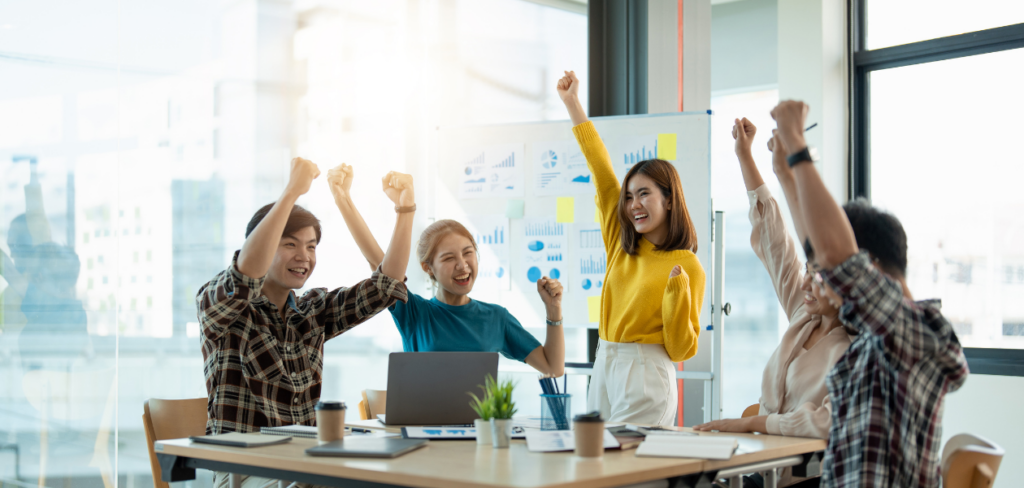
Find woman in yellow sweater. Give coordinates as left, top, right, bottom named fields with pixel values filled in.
left=557, top=70, right=706, bottom=426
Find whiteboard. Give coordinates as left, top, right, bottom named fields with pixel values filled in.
left=429, top=112, right=712, bottom=338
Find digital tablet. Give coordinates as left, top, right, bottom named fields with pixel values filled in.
left=304, top=438, right=428, bottom=458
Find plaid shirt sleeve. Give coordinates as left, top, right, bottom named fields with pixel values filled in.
left=196, top=251, right=266, bottom=340
left=313, top=265, right=409, bottom=340
left=822, top=250, right=968, bottom=383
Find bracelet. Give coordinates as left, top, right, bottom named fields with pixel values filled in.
left=395, top=204, right=417, bottom=213
left=786, top=146, right=814, bottom=168
left=546, top=318, right=563, bottom=327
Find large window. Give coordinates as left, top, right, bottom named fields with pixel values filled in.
left=853, top=2, right=1024, bottom=374
left=0, top=1, right=587, bottom=486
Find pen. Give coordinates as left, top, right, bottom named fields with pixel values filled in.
left=805, top=123, right=817, bottom=132
left=350, top=427, right=372, bottom=433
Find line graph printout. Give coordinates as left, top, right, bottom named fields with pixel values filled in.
left=571, top=223, right=607, bottom=297
left=458, top=143, right=525, bottom=199
left=466, top=215, right=511, bottom=291
left=607, top=134, right=658, bottom=180
left=518, top=217, right=569, bottom=290
left=533, top=140, right=594, bottom=196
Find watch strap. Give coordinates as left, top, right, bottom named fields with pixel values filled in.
left=545, top=319, right=563, bottom=327
left=395, top=204, right=417, bottom=214
left=786, top=147, right=813, bottom=167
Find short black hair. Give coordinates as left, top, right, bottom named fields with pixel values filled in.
left=803, top=237, right=816, bottom=263
left=245, top=203, right=322, bottom=243
left=842, top=198, right=907, bottom=277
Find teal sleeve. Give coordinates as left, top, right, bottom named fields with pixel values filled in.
left=502, top=310, right=542, bottom=362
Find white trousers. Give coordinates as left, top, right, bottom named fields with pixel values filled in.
left=587, top=340, right=678, bottom=426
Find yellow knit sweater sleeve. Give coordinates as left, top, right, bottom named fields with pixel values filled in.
left=662, top=258, right=706, bottom=362
left=572, top=121, right=620, bottom=251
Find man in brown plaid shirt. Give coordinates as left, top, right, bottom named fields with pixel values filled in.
left=197, top=157, right=416, bottom=488
left=771, top=101, right=968, bottom=488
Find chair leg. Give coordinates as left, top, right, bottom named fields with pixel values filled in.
left=762, top=468, right=778, bottom=488
left=229, top=473, right=241, bottom=488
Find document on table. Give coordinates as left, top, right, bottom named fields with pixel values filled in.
left=189, top=433, right=293, bottom=448
left=635, top=435, right=738, bottom=460
left=524, top=430, right=620, bottom=452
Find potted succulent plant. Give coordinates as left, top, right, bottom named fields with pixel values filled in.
left=485, top=375, right=517, bottom=448
left=468, top=383, right=494, bottom=446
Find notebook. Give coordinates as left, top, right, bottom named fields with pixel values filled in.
left=190, top=433, right=293, bottom=448
left=305, top=438, right=429, bottom=458
left=260, top=425, right=318, bottom=439
left=635, top=435, right=738, bottom=460
left=524, top=429, right=620, bottom=453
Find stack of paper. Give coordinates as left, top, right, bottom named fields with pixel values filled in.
left=524, top=430, right=620, bottom=452
left=635, top=435, right=738, bottom=460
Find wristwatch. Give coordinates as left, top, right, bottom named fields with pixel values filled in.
left=786, top=146, right=815, bottom=167
left=546, top=318, right=563, bottom=327
left=395, top=204, right=417, bottom=213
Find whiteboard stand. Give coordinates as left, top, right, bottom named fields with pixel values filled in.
left=711, top=210, right=726, bottom=423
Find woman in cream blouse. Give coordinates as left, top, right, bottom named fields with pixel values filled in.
left=694, top=118, right=853, bottom=487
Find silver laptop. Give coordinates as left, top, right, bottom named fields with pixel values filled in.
left=384, top=352, right=499, bottom=426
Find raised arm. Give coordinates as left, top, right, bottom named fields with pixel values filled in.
left=378, top=172, right=416, bottom=282
left=558, top=70, right=621, bottom=249
left=770, top=102, right=859, bottom=269
left=328, top=163, right=386, bottom=271
left=525, top=277, right=566, bottom=377
left=767, top=132, right=810, bottom=246
left=237, top=157, right=319, bottom=279
left=733, top=117, right=765, bottom=193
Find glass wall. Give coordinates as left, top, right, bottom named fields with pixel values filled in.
left=709, top=89, right=786, bottom=419
left=0, top=1, right=586, bottom=486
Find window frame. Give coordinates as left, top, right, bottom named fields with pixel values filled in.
left=850, top=3, right=1024, bottom=376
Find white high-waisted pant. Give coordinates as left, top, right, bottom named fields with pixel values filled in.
left=587, top=339, right=677, bottom=426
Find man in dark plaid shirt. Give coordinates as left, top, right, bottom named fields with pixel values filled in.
left=771, top=101, right=969, bottom=488
left=197, top=157, right=416, bottom=439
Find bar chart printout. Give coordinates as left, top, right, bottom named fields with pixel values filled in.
left=519, top=217, right=569, bottom=287
left=607, top=134, right=659, bottom=179
left=572, top=223, right=607, bottom=297
left=458, top=143, right=525, bottom=199
left=467, top=215, right=511, bottom=291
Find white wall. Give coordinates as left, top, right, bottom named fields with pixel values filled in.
left=943, top=374, right=1023, bottom=488
left=711, top=0, right=777, bottom=93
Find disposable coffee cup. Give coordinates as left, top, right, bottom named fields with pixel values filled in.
left=573, top=411, right=605, bottom=458
left=315, top=401, right=347, bottom=444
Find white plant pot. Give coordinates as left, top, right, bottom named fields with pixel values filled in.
left=474, top=419, right=493, bottom=445
left=491, top=418, right=513, bottom=448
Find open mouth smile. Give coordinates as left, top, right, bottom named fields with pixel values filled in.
left=453, top=272, right=472, bottom=285
left=289, top=267, right=308, bottom=278
left=633, top=212, right=649, bottom=224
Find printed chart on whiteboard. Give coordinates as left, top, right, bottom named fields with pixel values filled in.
left=466, top=215, right=511, bottom=291
left=572, top=223, right=606, bottom=297
left=607, top=134, right=658, bottom=179
left=458, top=143, right=525, bottom=199
left=533, top=140, right=594, bottom=196
left=520, top=217, right=569, bottom=288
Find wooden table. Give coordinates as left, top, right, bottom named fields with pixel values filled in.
left=155, top=428, right=824, bottom=488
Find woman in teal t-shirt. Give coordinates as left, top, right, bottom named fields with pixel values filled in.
left=328, top=165, right=565, bottom=375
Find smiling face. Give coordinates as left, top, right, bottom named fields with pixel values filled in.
left=267, top=225, right=318, bottom=290
left=624, top=173, right=672, bottom=236
left=800, top=262, right=838, bottom=317
left=422, top=233, right=478, bottom=297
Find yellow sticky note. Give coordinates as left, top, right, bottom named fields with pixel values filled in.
left=587, top=296, right=601, bottom=323
left=594, top=206, right=601, bottom=223
left=556, top=197, right=575, bottom=223
left=657, top=133, right=677, bottom=160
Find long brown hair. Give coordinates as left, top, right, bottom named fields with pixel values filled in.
left=618, top=159, right=698, bottom=255
left=416, top=219, right=478, bottom=281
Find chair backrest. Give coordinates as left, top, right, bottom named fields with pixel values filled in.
left=741, top=403, right=759, bottom=418
left=357, top=400, right=370, bottom=420
left=941, top=433, right=1004, bottom=488
left=143, top=398, right=208, bottom=488
left=361, top=390, right=387, bottom=419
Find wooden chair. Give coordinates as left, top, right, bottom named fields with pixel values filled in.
left=142, top=398, right=207, bottom=488
left=941, top=433, right=1004, bottom=488
left=361, top=390, right=387, bottom=420
left=741, top=403, right=759, bottom=418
